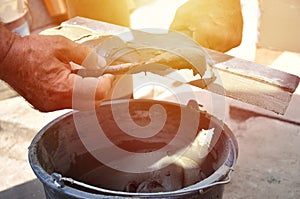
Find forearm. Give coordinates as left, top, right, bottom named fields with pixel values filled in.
left=0, top=23, right=18, bottom=79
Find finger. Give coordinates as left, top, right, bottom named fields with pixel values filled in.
left=55, top=36, right=92, bottom=65
left=95, top=74, right=115, bottom=100
left=69, top=42, right=92, bottom=64
left=81, top=50, right=107, bottom=69
left=70, top=73, right=115, bottom=110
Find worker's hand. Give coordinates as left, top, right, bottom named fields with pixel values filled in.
left=0, top=33, right=115, bottom=112
left=170, top=0, right=243, bottom=52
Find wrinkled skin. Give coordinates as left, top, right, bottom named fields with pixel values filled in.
left=0, top=32, right=114, bottom=112
left=170, top=0, right=243, bottom=52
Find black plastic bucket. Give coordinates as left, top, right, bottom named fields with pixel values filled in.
left=28, top=99, right=238, bottom=199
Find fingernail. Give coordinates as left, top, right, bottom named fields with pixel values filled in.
left=102, top=74, right=115, bottom=81
left=97, top=55, right=107, bottom=67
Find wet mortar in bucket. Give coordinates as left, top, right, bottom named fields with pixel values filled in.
left=29, top=99, right=238, bottom=199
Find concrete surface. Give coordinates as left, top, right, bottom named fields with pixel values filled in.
left=0, top=93, right=69, bottom=199
left=223, top=116, right=300, bottom=199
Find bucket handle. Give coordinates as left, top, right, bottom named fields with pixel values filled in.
left=51, top=172, right=121, bottom=195
left=51, top=167, right=233, bottom=197
left=197, top=167, right=233, bottom=194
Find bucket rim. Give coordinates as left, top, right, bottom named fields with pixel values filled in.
left=28, top=99, right=238, bottom=198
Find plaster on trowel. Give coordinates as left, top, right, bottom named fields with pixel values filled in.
left=71, top=34, right=299, bottom=115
